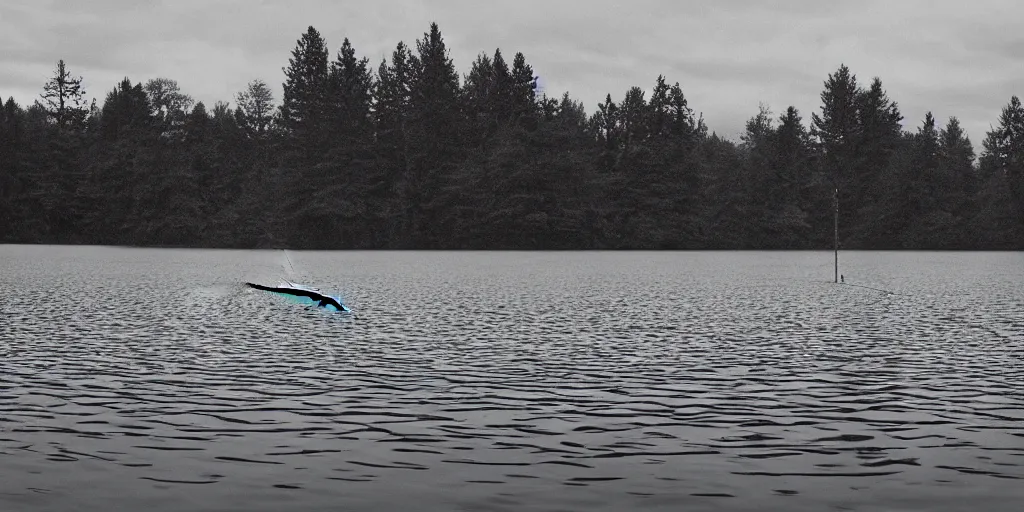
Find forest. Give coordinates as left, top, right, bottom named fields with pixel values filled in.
left=1, top=23, right=1022, bottom=250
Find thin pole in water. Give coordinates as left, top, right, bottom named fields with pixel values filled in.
left=834, top=187, right=839, bottom=284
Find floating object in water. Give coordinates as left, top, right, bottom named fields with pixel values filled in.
left=245, top=281, right=350, bottom=312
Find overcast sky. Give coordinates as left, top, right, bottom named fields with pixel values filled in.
left=2, top=0, right=1020, bottom=144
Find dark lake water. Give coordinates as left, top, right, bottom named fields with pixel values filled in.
left=2, top=246, right=1023, bottom=511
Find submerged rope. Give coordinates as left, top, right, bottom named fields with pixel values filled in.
left=840, top=281, right=905, bottom=296
left=284, top=250, right=297, bottom=278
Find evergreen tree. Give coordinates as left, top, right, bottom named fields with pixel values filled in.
left=0, top=97, right=22, bottom=174
left=938, top=116, right=976, bottom=210
left=852, top=76, right=904, bottom=245
left=462, top=52, right=496, bottom=144
left=40, top=59, right=89, bottom=132
left=489, top=49, right=513, bottom=123
left=0, top=97, right=24, bottom=241
left=555, top=92, right=588, bottom=134
left=772, top=106, right=820, bottom=247
left=185, top=102, right=212, bottom=143
left=99, top=78, right=153, bottom=142
left=372, top=42, right=415, bottom=245
left=667, top=82, right=699, bottom=145
left=737, top=104, right=776, bottom=245
left=406, top=22, right=462, bottom=245
left=811, top=64, right=860, bottom=193
left=327, top=38, right=375, bottom=155
left=975, top=96, right=1024, bottom=245
left=741, top=103, right=774, bottom=151
left=280, top=26, right=330, bottom=156
left=893, top=112, right=943, bottom=247
left=773, top=106, right=813, bottom=177
left=509, top=52, right=538, bottom=125
left=594, top=94, right=620, bottom=153
left=647, top=75, right=672, bottom=140
left=36, top=61, right=92, bottom=240
left=409, top=22, right=461, bottom=147
left=982, top=96, right=1024, bottom=185
left=619, top=86, right=647, bottom=151
left=409, top=22, right=462, bottom=138
left=375, top=41, right=413, bottom=153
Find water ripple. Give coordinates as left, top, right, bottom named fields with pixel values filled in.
left=1, top=248, right=1023, bottom=511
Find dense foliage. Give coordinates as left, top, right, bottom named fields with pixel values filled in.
left=2, top=25, right=1022, bottom=249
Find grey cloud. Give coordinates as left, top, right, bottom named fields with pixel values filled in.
left=1, top=0, right=1020, bottom=146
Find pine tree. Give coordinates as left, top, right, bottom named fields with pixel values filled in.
left=99, top=78, right=153, bottom=142
left=916, top=111, right=940, bottom=172
left=555, top=92, right=587, bottom=131
left=375, top=41, right=413, bottom=166
left=509, top=52, right=537, bottom=124
left=619, top=86, right=647, bottom=151
left=327, top=38, right=374, bottom=154
left=737, top=104, right=776, bottom=244
left=811, top=65, right=860, bottom=190
left=373, top=41, right=415, bottom=245
left=40, top=59, right=89, bottom=132
left=185, top=101, right=212, bottom=143
left=0, top=97, right=21, bottom=174
left=462, top=52, right=496, bottom=144
left=773, top=106, right=813, bottom=175
left=894, top=112, right=942, bottom=247
left=811, top=64, right=869, bottom=246
left=280, top=26, right=330, bottom=155
left=938, top=116, right=976, bottom=208
left=853, top=76, right=904, bottom=242
left=406, top=22, right=462, bottom=246
left=666, top=82, right=698, bottom=146
left=982, top=96, right=1024, bottom=178
left=772, top=106, right=819, bottom=246
left=741, top=103, right=774, bottom=152
left=0, top=97, right=24, bottom=241
left=980, top=96, right=1024, bottom=239
left=410, top=22, right=461, bottom=151
left=647, top=76, right=671, bottom=140
left=489, top=49, right=512, bottom=123
left=594, top=94, right=620, bottom=153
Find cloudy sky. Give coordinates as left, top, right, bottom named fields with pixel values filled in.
left=1, top=0, right=1020, bottom=144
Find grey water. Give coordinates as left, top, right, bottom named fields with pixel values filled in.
left=1, top=246, right=1023, bottom=512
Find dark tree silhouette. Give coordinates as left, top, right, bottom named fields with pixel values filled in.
left=1, top=29, right=1020, bottom=251
left=280, top=26, right=330, bottom=158
left=40, top=59, right=89, bottom=132
left=235, top=79, right=276, bottom=139
left=144, top=77, right=194, bottom=140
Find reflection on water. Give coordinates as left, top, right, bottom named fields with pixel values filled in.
left=1, top=246, right=1022, bottom=511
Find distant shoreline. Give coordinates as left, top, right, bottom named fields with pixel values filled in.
left=2, top=242, right=1020, bottom=252
left=4, top=30, right=1021, bottom=256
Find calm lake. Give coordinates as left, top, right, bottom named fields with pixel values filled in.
left=1, top=246, right=1022, bottom=511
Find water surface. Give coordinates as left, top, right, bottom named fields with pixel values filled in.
left=2, top=246, right=1022, bottom=511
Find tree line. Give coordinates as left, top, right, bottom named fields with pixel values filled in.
left=1, top=23, right=1022, bottom=249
